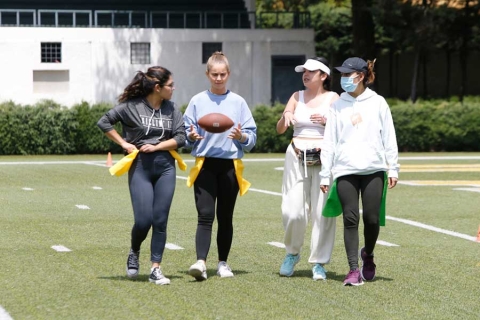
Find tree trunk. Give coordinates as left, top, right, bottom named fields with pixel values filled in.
left=445, top=49, right=450, bottom=97
left=410, top=48, right=421, bottom=102
left=422, top=51, right=428, bottom=99
left=351, top=0, right=376, bottom=59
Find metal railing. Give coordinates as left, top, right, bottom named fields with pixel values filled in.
left=0, top=9, right=311, bottom=29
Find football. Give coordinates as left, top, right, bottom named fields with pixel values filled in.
left=198, top=113, right=234, bottom=133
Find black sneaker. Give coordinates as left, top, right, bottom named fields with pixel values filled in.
left=126, top=249, right=140, bottom=278
left=149, top=267, right=171, bottom=285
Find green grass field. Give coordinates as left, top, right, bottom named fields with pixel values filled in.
left=1, top=153, right=479, bottom=319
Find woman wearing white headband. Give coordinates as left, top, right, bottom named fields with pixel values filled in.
left=275, top=57, right=339, bottom=280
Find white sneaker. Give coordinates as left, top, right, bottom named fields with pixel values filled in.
left=217, top=261, right=234, bottom=278
left=188, top=260, right=207, bottom=281
left=148, top=267, right=170, bottom=285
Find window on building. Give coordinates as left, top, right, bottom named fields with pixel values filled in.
left=202, top=42, right=222, bottom=64
left=41, top=42, right=62, bottom=63
left=131, top=43, right=150, bottom=64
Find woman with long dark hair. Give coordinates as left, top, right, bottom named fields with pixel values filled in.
left=97, top=66, right=186, bottom=285
left=276, top=57, right=339, bottom=280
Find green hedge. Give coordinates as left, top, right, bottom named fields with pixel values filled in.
left=0, top=98, right=479, bottom=155
left=0, top=100, right=121, bottom=155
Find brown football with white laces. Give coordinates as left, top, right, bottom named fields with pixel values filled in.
left=198, top=113, right=234, bottom=133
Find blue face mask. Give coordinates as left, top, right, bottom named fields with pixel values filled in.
left=340, top=75, right=359, bottom=92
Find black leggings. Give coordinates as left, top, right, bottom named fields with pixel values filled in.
left=128, top=151, right=176, bottom=263
left=337, top=171, right=385, bottom=270
left=194, top=157, right=239, bottom=262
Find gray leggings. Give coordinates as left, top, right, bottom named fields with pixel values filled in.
left=128, top=151, right=176, bottom=263
left=337, top=171, right=385, bottom=270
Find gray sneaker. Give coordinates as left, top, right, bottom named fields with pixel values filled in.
left=149, top=267, right=170, bottom=285
left=126, top=249, right=139, bottom=278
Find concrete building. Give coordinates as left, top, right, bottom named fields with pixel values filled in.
left=0, top=0, right=315, bottom=107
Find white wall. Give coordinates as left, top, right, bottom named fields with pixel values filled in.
left=0, top=27, right=315, bottom=107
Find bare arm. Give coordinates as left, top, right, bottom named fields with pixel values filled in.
left=276, top=92, right=298, bottom=134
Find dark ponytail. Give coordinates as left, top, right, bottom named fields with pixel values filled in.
left=364, top=59, right=376, bottom=85
left=118, top=66, right=172, bottom=103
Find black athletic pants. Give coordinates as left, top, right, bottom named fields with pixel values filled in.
left=337, top=171, right=385, bottom=270
left=128, top=151, right=176, bottom=263
left=194, top=157, right=239, bottom=262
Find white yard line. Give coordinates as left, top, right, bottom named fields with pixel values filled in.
left=453, top=188, right=480, bottom=193
left=165, top=243, right=184, bottom=250
left=267, top=242, right=286, bottom=248
left=51, top=245, right=72, bottom=252
left=0, top=306, right=13, bottom=320
left=2, top=158, right=478, bottom=244
left=75, top=205, right=90, bottom=210
left=386, top=216, right=477, bottom=242
left=376, top=240, right=399, bottom=247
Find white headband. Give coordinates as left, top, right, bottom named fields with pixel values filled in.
left=294, top=59, right=331, bottom=75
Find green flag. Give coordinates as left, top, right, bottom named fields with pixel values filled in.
left=322, top=172, right=388, bottom=226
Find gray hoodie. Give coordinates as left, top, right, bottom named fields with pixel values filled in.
left=97, top=97, right=186, bottom=149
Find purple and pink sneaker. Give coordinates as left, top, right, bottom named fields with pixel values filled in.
left=343, top=269, right=364, bottom=286
left=360, top=247, right=376, bottom=281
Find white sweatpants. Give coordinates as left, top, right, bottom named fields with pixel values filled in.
left=281, top=144, right=336, bottom=264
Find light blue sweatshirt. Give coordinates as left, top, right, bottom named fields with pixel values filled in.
left=320, top=88, right=399, bottom=185
left=183, top=90, right=257, bottom=159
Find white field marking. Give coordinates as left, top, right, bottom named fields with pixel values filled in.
left=22, top=187, right=34, bottom=191
left=453, top=188, right=480, bottom=193
left=0, top=306, right=13, bottom=320
left=92, top=186, right=103, bottom=190
left=0, top=161, right=107, bottom=165
left=1, top=155, right=480, bottom=166
left=268, top=241, right=286, bottom=248
left=386, top=216, right=478, bottom=242
left=165, top=243, right=184, bottom=250
left=274, top=167, right=284, bottom=171
left=399, top=156, right=480, bottom=160
left=376, top=240, right=399, bottom=247
left=51, top=245, right=72, bottom=252
left=401, top=168, right=480, bottom=172
left=249, top=188, right=282, bottom=196
left=399, top=180, right=480, bottom=187
left=75, top=205, right=90, bottom=210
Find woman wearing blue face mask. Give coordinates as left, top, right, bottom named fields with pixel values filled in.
left=319, top=57, right=399, bottom=286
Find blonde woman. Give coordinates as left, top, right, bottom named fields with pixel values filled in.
left=183, top=52, right=257, bottom=281
left=276, top=57, right=339, bottom=280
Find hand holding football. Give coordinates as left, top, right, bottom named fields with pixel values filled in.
left=198, top=113, right=234, bottom=133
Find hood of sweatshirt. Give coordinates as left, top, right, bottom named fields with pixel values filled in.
left=339, top=87, right=377, bottom=103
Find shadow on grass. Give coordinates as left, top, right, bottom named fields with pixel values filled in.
left=98, top=274, right=184, bottom=282
left=274, top=269, right=394, bottom=283
left=181, top=269, right=250, bottom=282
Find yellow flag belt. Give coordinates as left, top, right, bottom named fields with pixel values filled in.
left=186, top=157, right=251, bottom=196
left=109, top=150, right=187, bottom=176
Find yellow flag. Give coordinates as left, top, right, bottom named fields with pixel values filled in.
left=109, top=150, right=139, bottom=176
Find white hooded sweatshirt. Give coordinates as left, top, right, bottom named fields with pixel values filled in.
left=319, top=88, right=399, bottom=185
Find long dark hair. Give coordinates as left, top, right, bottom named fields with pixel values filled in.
left=118, top=66, right=172, bottom=103
left=312, top=56, right=331, bottom=90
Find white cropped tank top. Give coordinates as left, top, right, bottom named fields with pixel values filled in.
left=293, top=91, right=332, bottom=138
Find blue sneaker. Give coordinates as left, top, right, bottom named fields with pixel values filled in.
left=280, top=253, right=300, bottom=277
left=312, top=263, right=327, bottom=280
